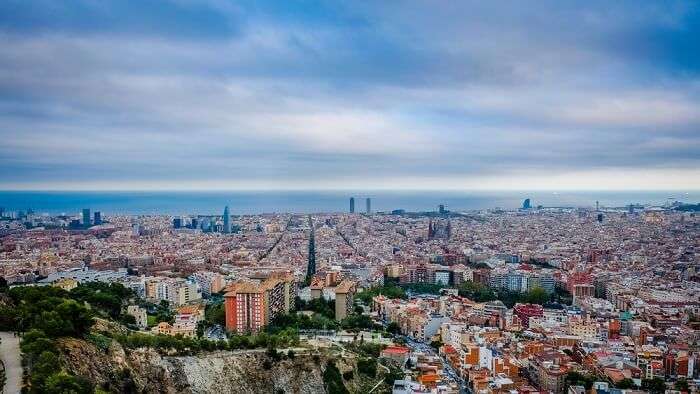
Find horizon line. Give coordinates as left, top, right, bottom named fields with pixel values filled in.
left=1, top=188, right=700, bottom=193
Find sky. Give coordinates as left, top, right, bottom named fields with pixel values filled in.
left=1, top=0, right=699, bottom=191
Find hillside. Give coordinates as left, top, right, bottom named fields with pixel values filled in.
left=59, top=338, right=328, bottom=393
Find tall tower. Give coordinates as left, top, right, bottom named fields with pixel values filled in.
left=82, top=208, right=90, bottom=227
left=93, top=211, right=102, bottom=225
left=306, top=216, right=316, bottom=282
left=223, top=206, right=231, bottom=234
left=366, top=198, right=371, bottom=214
left=349, top=197, right=355, bottom=213
left=596, top=201, right=600, bottom=211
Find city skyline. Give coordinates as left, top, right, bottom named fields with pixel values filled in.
left=2, top=3, right=700, bottom=392
left=1, top=1, right=699, bottom=191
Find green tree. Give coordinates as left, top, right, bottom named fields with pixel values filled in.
left=386, top=322, right=401, bottom=335
left=458, top=281, right=497, bottom=302
left=526, top=287, right=549, bottom=305
left=29, top=351, right=61, bottom=389
left=69, top=282, right=134, bottom=319
left=565, top=371, right=597, bottom=390
left=616, top=378, right=635, bottom=389
left=385, top=363, right=404, bottom=385
left=0, top=305, right=17, bottom=330
left=675, top=379, right=689, bottom=392
left=642, top=377, right=666, bottom=394
left=43, top=372, right=93, bottom=394
left=205, top=303, right=226, bottom=326
left=355, top=284, right=406, bottom=304
left=357, top=358, right=377, bottom=378
left=340, top=314, right=374, bottom=330
left=323, top=361, right=349, bottom=394
left=20, top=330, right=57, bottom=362
left=429, top=340, right=442, bottom=350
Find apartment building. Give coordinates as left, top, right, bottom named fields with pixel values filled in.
left=153, top=278, right=202, bottom=307
left=335, top=280, right=356, bottom=321
left=224, top=275, right=295, bottom=333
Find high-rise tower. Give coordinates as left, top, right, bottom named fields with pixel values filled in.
left=366, top=198, right=371, bottom=214
left=350, top=197, right=355, bottom=213
left=223, top=206, right=231, bottom=233
left=306, top=216, right=316, bottom=282
left=82, top=208, right=90, bottom=227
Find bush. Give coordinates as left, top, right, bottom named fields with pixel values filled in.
left=675, top=379, right=689, bottom=392
left=116, top=330, right=298, bottom=355
left=43, top=372, right=93, bottom=394
left=357, top=358, right=377, bottom=378
left=565, top=371, right=599, bottom=390
left=340, top=314, right=374, bottom=330
left=5, top=286, right=95, bottom=337
left=457, top=281, right=497, bottom=302
left=385, top=363, right=404, bottom=384
left=267, top=344, right=282, bottom=361
left=86, top=333, right=112, bottom=351
left=323, top=361, right=349, bottom=394
left=386, top=322, right=401, bottom=335
left=355, top=285, right=406, bottom=304
left=268, top=312, right=339, bottom=333
left=616, top=378, right=635, bottom=389
left=205, top=303, right=226, bottom=326
left=642, top=377, right=666, bottom=394
left=349, top=342, right=385, bottom=358
left=69, top=282, right=134, bottom=319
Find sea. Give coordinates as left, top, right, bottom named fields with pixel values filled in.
left=0, top=190, right=697, bottom=216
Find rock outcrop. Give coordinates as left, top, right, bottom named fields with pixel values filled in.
left=57, top=339, right=342, bottom=394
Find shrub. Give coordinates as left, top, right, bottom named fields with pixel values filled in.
left=322, top=361, right=348, bottom=394
left=357, top=358, right=377, bottom=378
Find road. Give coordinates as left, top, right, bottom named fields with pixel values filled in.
left=0, top=332, right=22, bottom=394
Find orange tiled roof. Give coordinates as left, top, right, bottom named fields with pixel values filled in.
left=382, top=346, right=410, bottom=355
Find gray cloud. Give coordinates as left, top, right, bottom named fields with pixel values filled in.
left=0, top=1, right=699, bottom=190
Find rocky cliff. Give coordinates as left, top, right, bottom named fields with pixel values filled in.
left=57, top=338, right=362, bottom=394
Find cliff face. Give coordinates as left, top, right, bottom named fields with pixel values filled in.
left=57, top=339, right=340, bottom=394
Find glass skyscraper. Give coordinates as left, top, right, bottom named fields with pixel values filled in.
left=82, top=208, right=90, bottom=227
left=223, top=206, right=231, bottom=233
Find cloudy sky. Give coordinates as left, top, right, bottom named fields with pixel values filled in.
left=1, top=1, right=699, bottom=190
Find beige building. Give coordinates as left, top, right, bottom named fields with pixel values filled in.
left=569, top=322, right=598, bottom=339
left=335, top=280, right=356, bottom=321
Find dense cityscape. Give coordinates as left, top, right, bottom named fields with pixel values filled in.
left=0, top=197, right=698, bottom=393
left=2, top=1, right=700, bottom=393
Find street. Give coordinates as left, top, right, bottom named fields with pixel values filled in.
left=0, top=332, right=22, bottom=394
